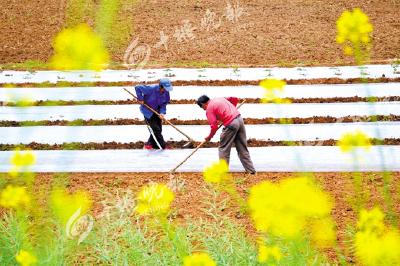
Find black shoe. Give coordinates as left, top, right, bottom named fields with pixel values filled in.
left=246, top=171, right=257, bottom=175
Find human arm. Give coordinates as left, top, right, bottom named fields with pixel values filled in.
left=226, top=97, right=239, bottom=107
left=135, top=85, right=153, bottom=104
left=159, top=91, right=170, bottom=115
left=205, top=110, right=218, bottom=141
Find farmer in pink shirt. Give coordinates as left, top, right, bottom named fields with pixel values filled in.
left=197, top=95, right=256, bottom=174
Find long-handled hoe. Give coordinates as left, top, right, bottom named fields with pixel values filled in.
left=168, top=100, right=247, bottom=191
left=123, top=88, right=195, bottom=149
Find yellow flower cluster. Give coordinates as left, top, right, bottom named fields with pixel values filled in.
left=259, top=79, right=290, bottom=104
left=248, top=177, right=335, bottom=246
left=203, top=160, right=231, bottom=184
left=5, top=95, right=33, bottom=107
left=337, top=130, right=372, bottom=153
left=309, top=217, right=337, bottom=248
left=258, top=244, right=282, bottom=263
left=50, top=188, right=92, bottom=225
left=260, top=79, right=286, bottom=90
left=357, top=207, right=384, bottom=234
left=50, top=23, right=109, bottom=71
left=16, top=250, right=37, bottom=266
left=15, top=98, right=34, bottom=107
left=336, top=8, right=373, bottom=57
left=9, top=148, right=36, bottom=177
left=183, top=252, right=216, bottom=266
left=355, top=208, right=400, bottom=266
left=135, top=183, right=174, bottom=216
left=0, top=185, right=30, bottom=210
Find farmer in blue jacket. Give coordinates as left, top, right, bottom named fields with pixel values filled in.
left=135, top=78, right=173, bottom=149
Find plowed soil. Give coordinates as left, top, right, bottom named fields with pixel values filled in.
left=1, top=1, right=399, bottom=66
left=1, top=138, right=399, bottom=151
left=30, top=171, right=400, bottom=262
left=2, top=1, right=400, bottom=263
left=3, top=96, right=400, bottom=107
left=0, top=114, right=399, bottom=127
left=4, top=77, right=400, bottom=88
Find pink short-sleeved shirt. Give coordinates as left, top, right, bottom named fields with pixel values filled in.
left=205, top=97, right=240, bottom=139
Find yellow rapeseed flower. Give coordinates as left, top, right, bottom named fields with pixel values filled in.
left=337, top=130, right=372, bottom=153
left=10, top=149, right=36, bottom=167
left=355, top=208, right=400, bottom=266
left=183, top=252, right=216, bottom=266
left=336, top=8, right=373, bottom=61
left=310, top=218, right=336, bottom=248
left=357, top=207, right=384, bottom=234
left=203, top=160, right=231, bottom=184
left=248, top=177, right=333, bottom=240
left=9, top=148, right=36, bottom=178
left=260, top=79, right=288, bottom=104
left=344, top=46, right=354, bottom=56
left=135, top=183, right=174, bottom=216
left=50, top=23, right=109, bottom=71
left=16, top=250, right=37, bottom=266
left=50, top=188, right=92, bottom=225
left=0, top=185, right=30, bottom=210
left=258, top=244, right=282, bottom=263
left=355, top=230, right=400, bottom=266
left=15, top=98, right=33, bottom=107
left=260, top=79, right=286, bottom=91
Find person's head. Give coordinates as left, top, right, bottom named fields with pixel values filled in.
left=197, top=95, right=210, bottom=110
left=159, top=78, right=173, bottom=93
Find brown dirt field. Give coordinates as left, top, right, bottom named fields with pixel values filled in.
left=3, top=96, right=400, bottom=106
left=0, top=0, right=399, bottom=66
left=1, top=138, right=399, bottom=151
left=130, top=0, right=400, bottom=67
left=0, top=0, right=66, bottom=64
left=32, top=171, right=400, bottom=262
left=5, top=77, right=400, bottom=88
left=0, top=114, right=398, bottom=127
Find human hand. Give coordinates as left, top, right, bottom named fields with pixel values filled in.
left=205, top=136, right=211, bottom=142
left=159, top=114, right=165, bottom=120
left=137, top=100, right=144, bottom=105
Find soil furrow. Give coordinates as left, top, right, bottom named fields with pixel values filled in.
left=2, top=96, right=400, bottom=107
left=1, top=115, right=399, bottom=127
left=3, top=77, right=400, bottom=88
left=1, top=138, right=399, bottom=151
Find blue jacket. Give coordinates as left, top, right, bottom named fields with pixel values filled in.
left=135, top=84, right=170, bottom=119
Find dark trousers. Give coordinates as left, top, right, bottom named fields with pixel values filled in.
left=145, top=114, right=166, bottom=149
left=219, top=115, right=256, bottom=173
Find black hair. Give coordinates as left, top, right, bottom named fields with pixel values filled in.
left=197, top=95, right=210, bottom=107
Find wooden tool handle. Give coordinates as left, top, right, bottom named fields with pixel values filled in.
left=169, top=99, right=247, bottom=173
left=123, top=88, right=194, bottom=142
